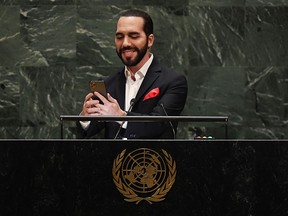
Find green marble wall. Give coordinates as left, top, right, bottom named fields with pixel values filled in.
left=0, top=0, right=287, bottom=139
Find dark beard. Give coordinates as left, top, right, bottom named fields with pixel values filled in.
left=116, top=41, right=148, bottom=66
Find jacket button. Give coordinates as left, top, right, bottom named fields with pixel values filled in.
left=129, top=134, right=136, bottom=138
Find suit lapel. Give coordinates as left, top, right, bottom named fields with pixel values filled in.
left=134, top=58, right=161, bottom=104
left=115, top=70, right=126, bottom=110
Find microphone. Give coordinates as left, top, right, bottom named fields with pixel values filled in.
left=127, top=98, right=136, bottom=113
left=114, top=98, right=135, bottom=139
left=160, top=103, right=176, bottom=139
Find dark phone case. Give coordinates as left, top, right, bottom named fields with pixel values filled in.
left=89, top=81, right=107, bottom=101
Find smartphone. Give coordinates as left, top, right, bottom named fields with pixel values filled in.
left=89, top=80, right=107, bottom=102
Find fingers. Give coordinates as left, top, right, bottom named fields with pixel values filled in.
left=82, top=92, right=101, bottom=116
left=83, top=92, right=123, bottom=116
left=93, top=92, right=108, bottom=104
left=107, top=93, right=118, bottom=103
left=85, top=92, right=94, bottom=102
left=83, top=103, right=104, bottom=115
left=93, top=92, right=118, bottom=104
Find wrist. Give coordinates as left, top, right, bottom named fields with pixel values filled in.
left=116, top=110, right=127, bottom=125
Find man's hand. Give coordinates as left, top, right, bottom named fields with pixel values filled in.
left=81, top=92, right=101, bottom=116
left=94, top=92, right=126, bottom=116
left=81, top=91, right=126, bottom=116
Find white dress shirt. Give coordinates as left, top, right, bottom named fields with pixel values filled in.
left=122, top=54, right=154, bottom=128
left=80, top=54, right=154, bottom=130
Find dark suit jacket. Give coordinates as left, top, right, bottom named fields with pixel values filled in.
left=77, top=57, right=188, bottom=139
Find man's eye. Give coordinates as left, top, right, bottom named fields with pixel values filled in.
left=130, top=35, right=139, bottom=39
left=116, top=35, right=124, bottom=39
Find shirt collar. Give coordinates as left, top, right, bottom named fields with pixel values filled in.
left=124, top=53, right=154, bottom=80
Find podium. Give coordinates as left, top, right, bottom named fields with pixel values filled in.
left=1, top=139, right=288, bottom=216
left=59, top=115, right=229, bottom=139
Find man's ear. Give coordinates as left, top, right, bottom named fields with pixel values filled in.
left=147, top=34, right=154, bottom=48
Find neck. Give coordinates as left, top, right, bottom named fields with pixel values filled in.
left=127, top=52, right=150, bottom=74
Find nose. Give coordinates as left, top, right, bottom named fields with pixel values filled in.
left=122, top=36, right=131, bottom=47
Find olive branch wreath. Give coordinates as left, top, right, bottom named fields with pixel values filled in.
left=112, top=149, right=176, bottom=204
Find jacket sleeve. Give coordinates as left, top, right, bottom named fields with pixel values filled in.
left=76, top=120, right=105, bottom=139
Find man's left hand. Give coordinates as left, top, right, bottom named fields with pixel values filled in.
left=93, top=92, right=126, bottom=116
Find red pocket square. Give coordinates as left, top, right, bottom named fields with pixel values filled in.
left=143, top=87, right=160, bottom=101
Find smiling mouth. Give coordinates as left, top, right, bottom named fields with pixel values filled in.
left=122, top=49, right=135, bottom=58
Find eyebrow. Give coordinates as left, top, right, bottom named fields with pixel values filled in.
left=128, top=32, right=140, bottom=35
left=115, top=31, right=140, bottom=36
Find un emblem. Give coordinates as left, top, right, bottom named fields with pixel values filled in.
left=112, top=148, right=176, bottom=204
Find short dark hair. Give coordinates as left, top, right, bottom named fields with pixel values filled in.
left=119, top=9, right=153, bottom=36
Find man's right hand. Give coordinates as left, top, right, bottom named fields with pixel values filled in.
left=81, top=92, right=102, bottom=116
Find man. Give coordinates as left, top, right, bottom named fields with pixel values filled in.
left=77, top=9, right=187, bottom=139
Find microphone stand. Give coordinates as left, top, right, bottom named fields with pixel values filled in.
left=160, top=103, right=176, bottom=139
left=114, top=98, right=135, bottom=139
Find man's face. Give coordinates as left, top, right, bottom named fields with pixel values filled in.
left=115, top=16, right=153, bottom=67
